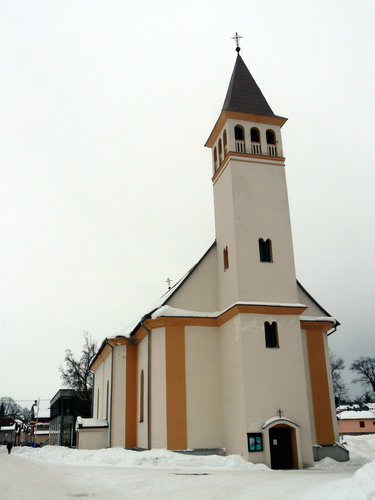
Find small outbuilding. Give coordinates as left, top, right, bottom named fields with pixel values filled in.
left=75, top=417, right=109, bottom=450
left=337, top=406, right=375, bottom=435
left=49, top=389, right=91, bottom=447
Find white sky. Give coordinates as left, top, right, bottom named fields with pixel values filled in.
left=1, top=0, right=374, bottom=407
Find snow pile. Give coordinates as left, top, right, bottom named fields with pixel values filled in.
left=302, top=459, right=375, bottom=500
left=312, top=456, right=340, bottom=469
left=344, top=434, right=375, bottom=466
left=338, top=409, right=375, bottom=419
left=9, top=436, right=375, bottom=500
left=15, top=446, right=269, bottom=471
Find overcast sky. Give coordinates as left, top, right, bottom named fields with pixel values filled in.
left=1, top=0, right=374, bottom=411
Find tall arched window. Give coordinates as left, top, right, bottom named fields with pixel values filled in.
left=106, top=380, right=109, bottom=420
left=223, top=130, right=228, bottom=156
left=259, top=238, right=273, bottom=262
left=214, top=147, right=218, bottom=172
left=266, top=130, right=277, bottom=156
left=223, top=246, right=229, bottom=271
left=234, top=126, right=245, bottom=153
left=97, top=389, right=99, bottom=419
left=139, top=369, right=144, bottom=423
left=218, top=139, right=223, bottom=164
left=251, top=127, right=261, bottom=155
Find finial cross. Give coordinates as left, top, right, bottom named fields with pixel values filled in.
left=165, top=277, right=172, bottom=290
left=277, top=409, right=283, bottom=418
left=231, top=32, right=243, bottom=51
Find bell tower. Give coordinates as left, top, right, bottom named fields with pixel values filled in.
left=205, top=43, right=299, bottom=310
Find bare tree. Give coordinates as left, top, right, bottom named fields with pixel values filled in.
left=330, top=350, right=349, bottom=406
left=59, top=332, right=98, bottom=408
left=20, top=406, right=33, bottom=423
left=0, top=397, right=22, bottom=419
left=350, top=356, right=375, bottom=396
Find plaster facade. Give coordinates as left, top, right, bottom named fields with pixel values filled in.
left=88, top=51, right=344, bottom=468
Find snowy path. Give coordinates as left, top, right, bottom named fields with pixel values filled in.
left=0, top=438, right=374, bottom=500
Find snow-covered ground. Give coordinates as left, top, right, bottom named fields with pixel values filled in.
left=0, top=435, right=374, bottom=499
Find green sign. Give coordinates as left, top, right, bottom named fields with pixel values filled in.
left=247, top=433, right=263, bottom=452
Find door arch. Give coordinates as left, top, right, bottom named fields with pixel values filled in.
left=269, top=425, right=294, bottom=469
left=262, top=418, right=301, bottom=469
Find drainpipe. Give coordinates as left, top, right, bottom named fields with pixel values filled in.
left=105, top=339, right=114, bottom=448
left=140, top=316, right=151, bottom=450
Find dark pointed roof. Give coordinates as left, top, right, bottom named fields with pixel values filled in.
left=222, top=54, right=275, bottom=117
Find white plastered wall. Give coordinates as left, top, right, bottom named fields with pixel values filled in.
left=93, top=362, right=104, bottom=420
left=238, top=313, right=314, bottom=467
left=77, top=428, right=108, bottom=450
left=151, top=328, right=167, bottom=449
left=94, top=353, right=112, bottom=424
left=231, top=158, right=298, bottom=304
left=298, top=286, right=329, bottom=317
left=166, top=245, right=218, bottom=313
left=213, top=144, right=298, bottom=309
left=111, top=344, right=127, bottom=447
left=218, top=316, right=248, bottom=458
left=185, top=326, right=224, bottom=449
left=213, top=161, right=240, bottom=309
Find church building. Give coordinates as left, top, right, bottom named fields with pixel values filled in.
left=89, top=43, right=348, bottom=469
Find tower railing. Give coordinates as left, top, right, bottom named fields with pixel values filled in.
left=235, top=140, right=245, bottom=153
left=251, top=143, right=261, bottom=155
left=267, top=145, right=277, bottom=156
left=215, top=144, right=282, bottom=170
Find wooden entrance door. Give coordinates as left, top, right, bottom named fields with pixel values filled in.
left=269, top=427, right=294, bottom=469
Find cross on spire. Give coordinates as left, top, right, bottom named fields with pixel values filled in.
left=231, top=32, right=243, bottom=52
left=165, top=277, right=172, bottom=290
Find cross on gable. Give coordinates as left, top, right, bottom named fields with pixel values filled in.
left=277, top=409, right=283, bottom=418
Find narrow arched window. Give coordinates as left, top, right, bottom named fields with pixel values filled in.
left=214, top=147, right=218, bottom=172
left=139, top=369, right=144, bottom=423
left=259, top=238, right=273, bottom=262
left=266, top=130, right=277, bottom=156
left=265, top=322, right=279, bottom=348
left=106, top=380, right=109, bottom=421
left=97, top=389, right=99, bottom=419
left=223, top=130, right=228, bottom=156
left=219, top=139, right=223, bottom=164
left=223, top=246, right=229, bottom=271
left=234, top=126, right=245, bottom=153
left=251, top=128, right=261, bottom=155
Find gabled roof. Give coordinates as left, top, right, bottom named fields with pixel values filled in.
left=222, top=54, right=275, bottom=117
left=91, top=245, right=338, bottom=368
left=111, top=242, right=217, bottom=339
left=297, top=280, right=340, bottom=328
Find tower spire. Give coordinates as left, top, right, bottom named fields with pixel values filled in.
left=231, top=32, right=243, bottom=53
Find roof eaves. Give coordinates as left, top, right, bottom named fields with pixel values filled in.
left=90, top=242, right=217, bottom=367
left=122, top=241, right=217, bottom=338
left=297, top=279, right=340, bottom=327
